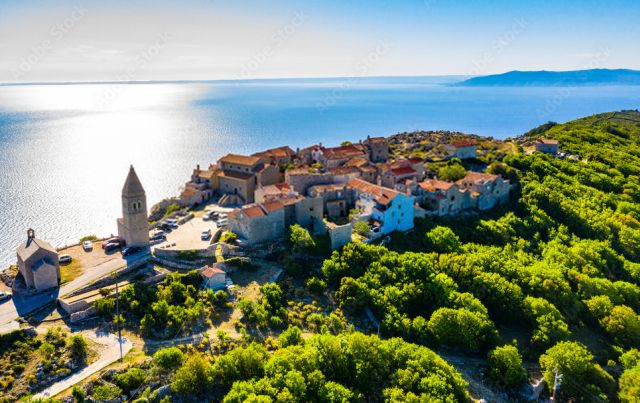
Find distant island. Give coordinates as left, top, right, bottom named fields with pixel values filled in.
left=458, top=68, right=640, bottom=86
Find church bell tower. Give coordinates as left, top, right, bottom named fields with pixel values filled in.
left=117, top=165, right=149, bottom=247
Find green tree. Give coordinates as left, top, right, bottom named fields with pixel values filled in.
left=279, top=326, right=304, bottom=347
left=425, top=226, right=461, bottom=254
left=438, top=163, right=466, bottom=181
left=427, top=307, right=497, bottom=351
left=540, top=341, right=615, bottom=402
left=487, top=345, right=526, bottom=388
left=67, top=334, right=88, bottom=364
left=289, top=224, right=315, bottom=254
left=116, top=367, right=146, bottom=393
left=171, top=353, right=212, bottom=397
left=72, top=386, right=85, bottom=402
left=619, top=365, right=640, bottom=402
left=153, top=347, right=185, bottom=371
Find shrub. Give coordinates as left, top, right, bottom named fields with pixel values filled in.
left=116, top=367, right=146, bottom=392
left=93, top=384, right=123, bottom=401
left=353, top=221, right=371, bottom=237
left=153, top=347, right=185, bottom=371
left=72, top=385, right=86, bottom=402
left=305, top=277, right=327, bottom=294
left=220, top=231, right=238, bottom=244
left=163, top=203, right=181, bottom=218
left=487, top=345, right=527, bottom=388
left=67, top=334, right=88, bottom=364
left=279, top=326, right=304, bottom=347
left=79, top=234, right=97, bottom=243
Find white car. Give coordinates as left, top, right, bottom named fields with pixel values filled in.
left=59, top=254, right=72, bottom=264
left=201, top=229, right=212, bottom=240
left=82, top=241, right=93, bottom=251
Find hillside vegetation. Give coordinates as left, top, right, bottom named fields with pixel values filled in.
left=38, top=111, right=640, bottom=403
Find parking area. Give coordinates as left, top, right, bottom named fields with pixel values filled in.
left=155, top=215, right=219, bottom=251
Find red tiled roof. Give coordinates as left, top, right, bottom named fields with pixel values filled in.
left=536, top=138, right=558, bottom=145
left=219, top=153, right=261, bottom=166
left=201, top=266, right=225, bottom=278
left=262, top=201, right=284, bottom=212
left=347, top=178, right=399, bottom=205
left=321, top=144, right=367, bottom=160
left=253, top=146, right=295, bottom=159
left=217, top=170, right=254, bottom=180
left=407, top=157, right=423, bottom=164
left=329, top=166, right=360, bottom=176
left=366, top=137, right=387, bottom=144
left=390, top=166, right=417, bottom=176
left=451, top=140, right=476, bottom=148
left=343, top=157, right=370, bottom=168
left=242, top=205, right=266, bottom=218
left=456, top=171, right=499, bottom=185
left=419, top=179, right=454, bottom=191
left=180, top=187, right=199, bottom=197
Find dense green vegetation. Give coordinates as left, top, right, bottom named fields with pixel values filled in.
left=320, top=111, right=640, bottom=401
left=30, top=111, right=640, bottom=402
left=95, top=270, right=230, bottom=339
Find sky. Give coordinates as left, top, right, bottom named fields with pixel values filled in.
left=0, top=0, right=639, bottom=83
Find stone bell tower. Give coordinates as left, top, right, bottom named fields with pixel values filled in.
left=117, top=165, right=149, bottom=247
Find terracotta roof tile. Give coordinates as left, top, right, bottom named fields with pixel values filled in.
left=537, top=138, right=558, bottom=145
left=390, top=166, right=417, bottom=176
left=201, top=266, right=225, bottom=278
left=451, top=140, right=476, bottom=148
left=347, top=178, right=399, bottom=205
left=219, top=153, right=261, bottom=166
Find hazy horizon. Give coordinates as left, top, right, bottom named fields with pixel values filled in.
left=2, top=0, right=639, bottom=84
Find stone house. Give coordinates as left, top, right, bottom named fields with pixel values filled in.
left=455, top=172, right=511, bottom=210
left=343, top=157, right=378, bottom=183
left=347, top=179, right=415, bottom=235
left=228, top=201, right=286, bottom=244
left=254, top=183, right=324, bottom=232
left=179, top=164, right=216, bottom=207
left=16, top=229, right=60, bottom=291
left=252, top=146, right=296, bottom=167
left=284, top=167, right=334, bottom=193
left=535, top=138, right=559, bottom=155
left=200, top=265, right=226, bottom=290
left=307, top=183, right=352, bottom=219
left=445, top=141, right=477, bottom=159
left=328, top=166, right=362, bottom=183
left=310, top=143, right=368, bottom=168
left=216, top=154, right=279, bottom=205
left=379, top=157, right=425, bottom=188
left=363, top=136, right=389, bottom=162
left=416, top=179, right=470, bottom=216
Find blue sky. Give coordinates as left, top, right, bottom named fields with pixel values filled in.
left=0, top=0, right=638, bottom=82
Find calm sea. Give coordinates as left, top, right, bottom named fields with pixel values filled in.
left=0, top=77, right=638, bottom=268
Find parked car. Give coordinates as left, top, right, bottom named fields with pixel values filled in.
left=82, top=240, right=93, bottom=251
left=203, top=211, right=212, bottom=221
left=158, top=223, right=173, bottom=232
left=201, top=229, right=212, bottom=240
left=122, top=246, right=143, bottom=257
left=150, top=233, right=166, bottom=242
left=103, top=242, right=121, bottom=252
left=59, top=254, right=72, bottom=264
left=151, top=229, right=165, bottom=238
left=0, top=292, right=12, bottom=303
left=217, top=218, right=228, bottom=227
left=101, top=237, right=122, bottom=249
left=165, top=218, right=179, bottom=228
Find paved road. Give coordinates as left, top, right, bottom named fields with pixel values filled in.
left=35, top=331, right=132, bottom=398
left=0, top=252, right=149, bottom=328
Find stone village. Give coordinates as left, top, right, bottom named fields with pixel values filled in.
left=8, top=132, right=564, bottom=298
